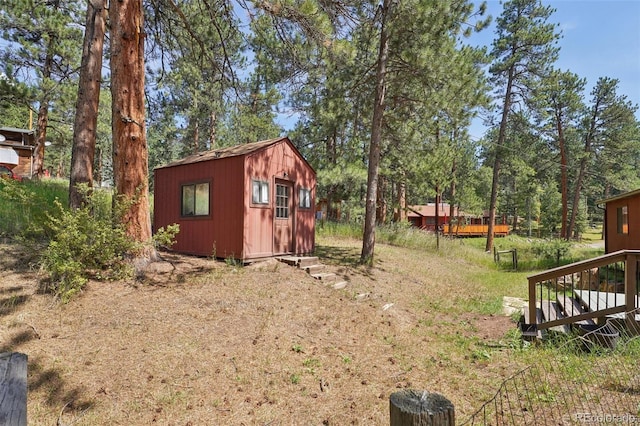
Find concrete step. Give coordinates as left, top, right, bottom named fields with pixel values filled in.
left=310, top=272, right=336, bottom=281
left=298, top=257, right=320, bottom=268
left=304, top=264, right=325, bottom=274
left=277, top=256, right=301, bottom=267
left=355, top=292, right=370, bottom=301
left=332, top=281, right=348, bottom=290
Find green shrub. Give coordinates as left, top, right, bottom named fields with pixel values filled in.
left=41, top=189, right=135, bottom=302
left=531, top=239, right=571, bottom=264
left=153, top=224, right=180, bottom=250
left=1, top=180, right=180, bottom=302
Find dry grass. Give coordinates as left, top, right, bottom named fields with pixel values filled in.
left=0, top=237, right=524, bottom=425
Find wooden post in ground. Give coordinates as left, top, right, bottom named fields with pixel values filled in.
left=0, top=352, right=27, bottom=426
left=389, top=389, right=454, bottom=426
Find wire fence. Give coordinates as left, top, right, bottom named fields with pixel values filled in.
left=461, top=311, right=640, bottom=425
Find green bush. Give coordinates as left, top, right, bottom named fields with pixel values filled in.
left=153, top=224, right=180, bottom=250
left=1, top=180, right=180, bottom=302
left=531, top=239, right=571, bottom=263
left=41, top=189, right=135, bottom=302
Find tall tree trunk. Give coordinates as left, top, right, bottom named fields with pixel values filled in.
left=33, top=37, right=56, bottom=179
left=56, top=157, right=64, bottom=177
left=94, top=145, right=103, bottom=187
left=567, top=102, right=599, bottom=239
left=486, top=65, right=515, bottom=252
left=191, top=94, right=199, bottom=153
left=448, top=158, right=457, bottom=236
left=193, top=116, right=199, bottom=153
left=601, top=183, right=610, bottom=240
left=333, top=128, right=339, bottom=163
left=69, top=0, right=107, bottom=208
left=110, top=0, right=156, bottom=262
left=397, top=176, right=406, bottom=222
left=511, top=177, right=518, bottom=233
left=567, top=148, right=590, bottom=240
left=556, top=113, right=569, bottom=239
left=435, top=189, right=440, bottom=250
left=376, top=175, right=387, bottom=225
left=33, top=98, right=49, bottom=179
left=209, top=110, right=216, bottom=149
left=361, top=0, right=392, bottom=264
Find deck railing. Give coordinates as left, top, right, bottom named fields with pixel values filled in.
left=441, top=224, right=509, bottom=237
left=527, top=250, right=640, bottom=332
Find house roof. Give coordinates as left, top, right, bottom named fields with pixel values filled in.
left=598, top=188, right=640, bottom=205
left=407, top=203, right=457, bottom=218
left=0, top=127, right=35, bottom=147
left=0, top=127, right=34, bottom=135
left=155, top=137, right=314, bottom=173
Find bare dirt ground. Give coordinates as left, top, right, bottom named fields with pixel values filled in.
left=0, top=238, right=521, bottom=425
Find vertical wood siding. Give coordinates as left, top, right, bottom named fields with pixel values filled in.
left=605, top=195, right=640, bottom=253
left=154, top=138, right=316, bottom=260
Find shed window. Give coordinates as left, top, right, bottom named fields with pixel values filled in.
left=299, top=188, right=311, bottom=209
left=182, top=182, right=209, bottom=216
left=276, top=184, right=289, bottom=219
left=617, top=205, right=628, bottom=234
left=252, top=180, right=269, bottom=204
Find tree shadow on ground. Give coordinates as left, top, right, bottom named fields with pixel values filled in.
left=314, top=244, right=361, bottom=266
left=0, top=294, right=29, bottom=317
left=0, top=285, right=25, bottom=295
left=0, top=243, right=40, bottom=272
left=0, top=246, right=95, bottom=420
left=2, top=328, right=94, bottom=420
left=28, top=355, right=94, bottom=414
left=314, top=244, right=380, bottom=278
left=138, top=250, right=219, bottom=286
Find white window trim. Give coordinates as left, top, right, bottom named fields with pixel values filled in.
left=252, top=179, right=270, bottom=205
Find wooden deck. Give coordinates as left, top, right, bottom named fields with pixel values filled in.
left=574, top=290, right=640, bottom=321
left=527, top=290, right=640, bottom=339
left=442, top=224, right=509, bottom=237
left=525, top=250, right=640, bottom=340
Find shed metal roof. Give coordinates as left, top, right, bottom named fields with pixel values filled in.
left=598, top=188, right=640, bottom=205
left=408, top=203, right=458, bottom=217
left=0, top=127, right=34, bottom=135
left=155, top=137, right=300, bottom=170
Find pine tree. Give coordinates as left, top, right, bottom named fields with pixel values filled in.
left=0, top=0, right=83, bottom=177
left=568, top=77, right=640, bottom=238
left=485, top=0, right=559, bottom=252
left=69, top=0, right=107, bottom=208
left=110, top=0, right=156, bottom=261
left=531, top=69, right=585, bottom=239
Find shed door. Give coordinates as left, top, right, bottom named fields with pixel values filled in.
left=274, top=180, right=293, bottom=254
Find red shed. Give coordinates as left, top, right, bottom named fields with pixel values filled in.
left=153, top=137, right=316, bottom=260
left=601, top=189, right=640, bottom=253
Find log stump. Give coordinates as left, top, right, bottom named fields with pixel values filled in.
left=389, top=389, right=454, bottom=426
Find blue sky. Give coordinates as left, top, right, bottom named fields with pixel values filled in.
left=467, top=0, right=640, bottom=139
